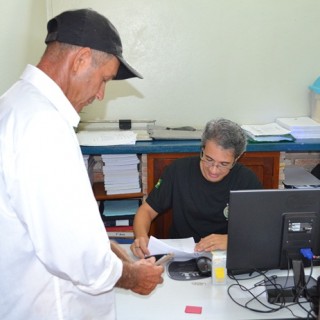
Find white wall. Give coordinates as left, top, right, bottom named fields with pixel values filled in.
left=2, top=1, right=320, bottom=128
left=0, top=0, right=47, bottom=94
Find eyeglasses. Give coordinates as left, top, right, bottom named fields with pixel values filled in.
left=200, top=150, right=235, bottom=172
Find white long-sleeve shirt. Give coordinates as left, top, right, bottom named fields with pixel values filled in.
left=0, top=65, right=122, bottom=320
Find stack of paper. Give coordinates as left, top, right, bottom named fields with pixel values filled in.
left=82, top=155, right=95, bottom=185
left=101, top=154, right=141, bottom=195
left=241, top=123, right=294, bottom=142
left=276, top=117, right=320, bottom=139
left=82, top=154, right=90, bottom=168
left=77, top=119, right=155, bottom=141
left=76, top=130, right=137, bottom=146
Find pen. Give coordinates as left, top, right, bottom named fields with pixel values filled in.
left=155, top=253, right=174, bottom=266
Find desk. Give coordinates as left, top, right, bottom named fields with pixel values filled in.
left=115, top=247, right=320, bottom=320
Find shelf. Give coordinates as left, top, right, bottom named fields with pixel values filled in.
left=92, top=182, right=144, bottom=201
left=81, top=138, right=320, bottom=155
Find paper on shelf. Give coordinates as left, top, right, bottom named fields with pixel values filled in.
left=147, top=236, right=203, bottom=261
left=241, top=123, right=290, bottom=136
left=241, top=123, right=294, bottom=142
left=76, top=130, right=137, bottom=146
left=101, top=153, right=141, bottom=195
left=276, top=116, right=320, bottom=130
left=77, top=120, right=154, bottom=141
left=102, top=199, right=139, bottom=217
left=276, top=117, right=320, bottom=139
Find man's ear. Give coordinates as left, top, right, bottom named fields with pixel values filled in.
left=72, top=47, right=92, bottom=73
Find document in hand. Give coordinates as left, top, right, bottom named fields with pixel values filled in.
left=147, top=236, right=202, bottom=261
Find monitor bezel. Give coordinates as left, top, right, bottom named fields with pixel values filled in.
left=226, top=188, right=320, bottom=274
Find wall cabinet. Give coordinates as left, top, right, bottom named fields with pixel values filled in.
left=147, top=151, right=280, bottom=238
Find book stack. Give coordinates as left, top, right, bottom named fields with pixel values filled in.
left=276, top=117, right=320, bottom=139
left=83, top=155, right=95, bottom=185
left=100, top=199, right=140, bottom=243
left=241, top=123, right=294, bottom=142
left=101, top=154, right=141, bottom=195
left=83, top=154, right=90, bottom=168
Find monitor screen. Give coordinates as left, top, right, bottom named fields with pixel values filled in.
left=226, top=188, right=320, bottom=274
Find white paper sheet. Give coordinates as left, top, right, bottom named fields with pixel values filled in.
left=147, top=236, right=203, bottom=260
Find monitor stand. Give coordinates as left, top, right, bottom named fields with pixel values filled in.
left=265, top=260, right=317, bottom=304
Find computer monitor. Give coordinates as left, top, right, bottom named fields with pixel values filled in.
left=226, top=188, right=320, bottom=303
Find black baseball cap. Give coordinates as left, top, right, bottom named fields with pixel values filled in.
left=45, top=9, right=142, bottom=80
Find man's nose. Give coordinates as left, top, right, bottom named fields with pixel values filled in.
left=208, top=164, right=220, bottom=172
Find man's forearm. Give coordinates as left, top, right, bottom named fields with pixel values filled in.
left=133, top=217, right=152, bottom=239
left=110, top=241, right=134, bottom=263
left=115, top=261, right=138, bottom=289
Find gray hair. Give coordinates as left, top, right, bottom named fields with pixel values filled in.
left=201, top=118, right=247, bottom=159
left=90, top=49, right=113, bottom=67
left=43, top=42, right=113, bottom=67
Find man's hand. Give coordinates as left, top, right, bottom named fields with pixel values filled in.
left=116, top=257, right=164, bottom=295
left=130, top=236, right=150, bottom=258
left=194, top=234, right=228, bottom=252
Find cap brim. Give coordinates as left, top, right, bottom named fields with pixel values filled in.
left=115, top=56, right=143, bottom=80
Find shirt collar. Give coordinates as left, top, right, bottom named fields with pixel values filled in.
left=20, top=64, right=80, bottom=128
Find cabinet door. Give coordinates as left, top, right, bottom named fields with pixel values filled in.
left=147, top=151, right=280, bottom=238
left=238, top=151, right=280, bottom=189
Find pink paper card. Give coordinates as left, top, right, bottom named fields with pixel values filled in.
left=185, top=305, right=202, bottom=314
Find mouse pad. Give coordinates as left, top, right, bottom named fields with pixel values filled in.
left=167, top=259, right=211, bottom=281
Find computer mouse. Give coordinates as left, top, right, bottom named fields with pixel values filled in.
left=196, top=256, right=212, bottom=276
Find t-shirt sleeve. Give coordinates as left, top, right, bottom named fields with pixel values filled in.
left=146, top=163, right=175, bottom=214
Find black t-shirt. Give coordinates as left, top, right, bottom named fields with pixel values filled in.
left=146, top=156, right=263, bottom=242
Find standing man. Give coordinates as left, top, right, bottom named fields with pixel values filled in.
left=131, top=118, right=263, bottom=258
left=0, top=9, right=163, bottom=320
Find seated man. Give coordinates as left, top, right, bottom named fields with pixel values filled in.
left=131, top=118, right=263, bottom=258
